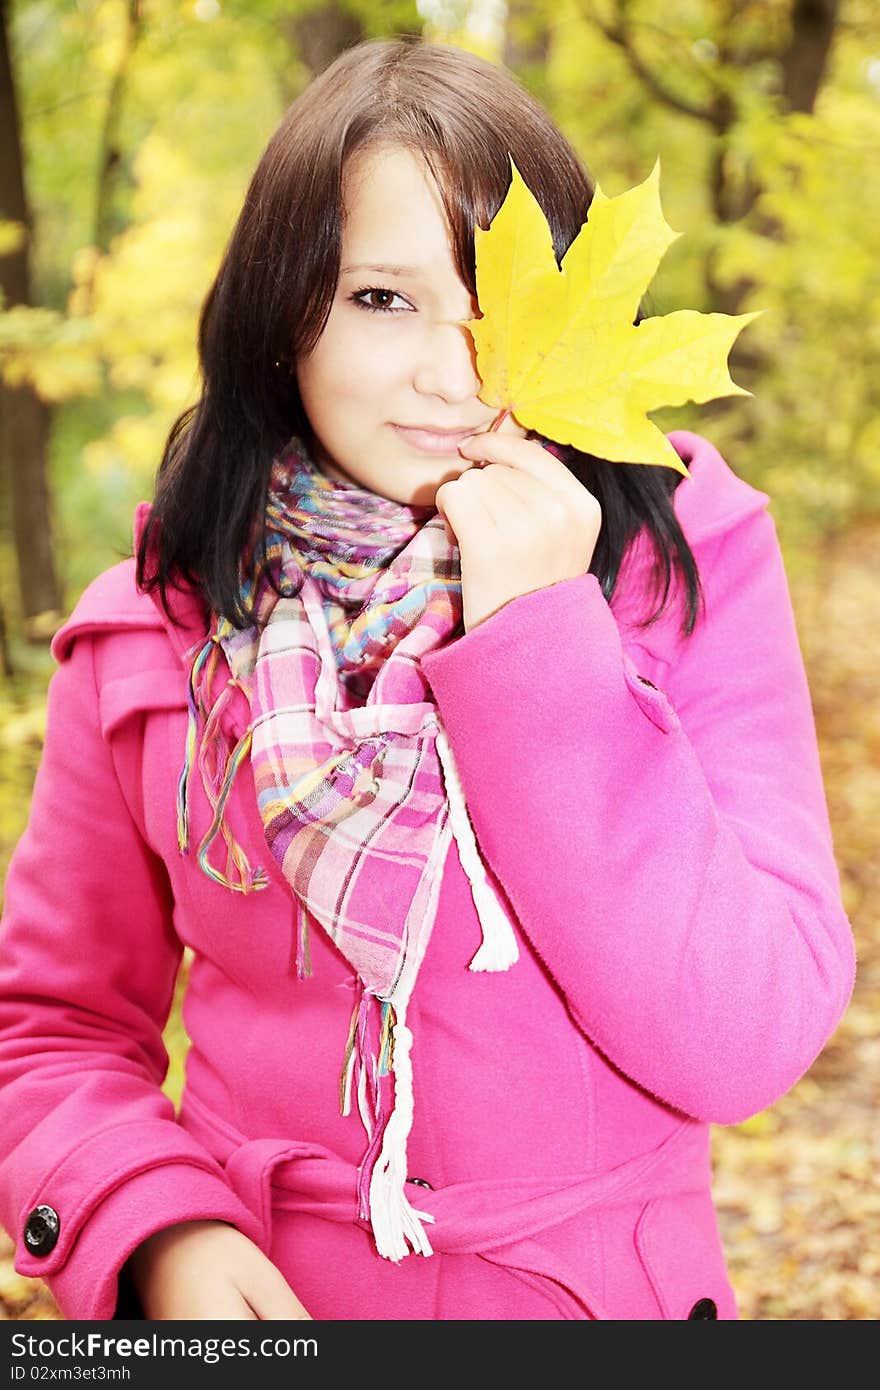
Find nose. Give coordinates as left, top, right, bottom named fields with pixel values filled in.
left=411, top=319, right=482, bottom=405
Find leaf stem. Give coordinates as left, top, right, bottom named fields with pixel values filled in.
left=489, top=408, right=510, bottom=432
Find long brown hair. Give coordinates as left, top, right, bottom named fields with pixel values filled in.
left=137, top=36, right=702, bottom=634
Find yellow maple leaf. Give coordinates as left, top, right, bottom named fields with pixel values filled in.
left=463, top=157, right=761, bottom=474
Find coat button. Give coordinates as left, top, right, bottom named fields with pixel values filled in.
left=23, top=1204, right=60, bottom=1257
left=406, top=1177, right=434, bottom=1190
left=687, top=1297, right=718, bottom=1319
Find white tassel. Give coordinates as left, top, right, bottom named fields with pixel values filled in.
left=434, top=724, right=519, bottom=973
left=367, top=1008, right=435, bottom=1260
left=340, top=1047, right=355, bottom=1118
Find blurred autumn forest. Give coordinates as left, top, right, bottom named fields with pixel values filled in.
left=0, top=0, right=878, bottom=1320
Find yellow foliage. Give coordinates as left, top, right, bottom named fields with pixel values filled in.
left=78, top=132, right=241, bottom=411
left=0, top=220, right=26, bottom=258
left=424, top=24, right=503, bottom=64
left=464, top=158, right=759, bottom=470
left=83, top=412, right=176, bottom=485
left=0, top=305, right=102, bottom=401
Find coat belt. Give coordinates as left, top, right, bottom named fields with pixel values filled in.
left=180, top=1092, right=711, bottom=1320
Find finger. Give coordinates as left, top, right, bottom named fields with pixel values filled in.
left=437, top=473, right=501, bottom=533
left=253, top=1292, right=313, bottom=1321
left=454, top=459, right=535, bottom=505
left=191, top=1287, right=259, bottom=1320
left=240, top=1260, right=313, bottom=1321
left=457, top=429, right=578, bottom=493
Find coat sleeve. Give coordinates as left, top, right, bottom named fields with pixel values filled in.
left=420, top=455, right=855, bottom=1125
left=0, top=624, right=264, bottom=1321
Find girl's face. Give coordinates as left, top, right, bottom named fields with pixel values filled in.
left=295, top=142, right=526, bottom=506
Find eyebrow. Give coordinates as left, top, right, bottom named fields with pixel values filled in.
left=340, top=263, right=425, bottom=277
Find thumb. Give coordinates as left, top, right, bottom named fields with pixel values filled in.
left=241, top=1259, right=313, bottom=1320
left=251, top=1283, right=313, bottom=1320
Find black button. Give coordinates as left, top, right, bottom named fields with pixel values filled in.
left=23, top=1204, right=60, bottom=1257
left=406, top=1177, right=433, bottom=1190
left=688, top=1297, right=718, bottom=1319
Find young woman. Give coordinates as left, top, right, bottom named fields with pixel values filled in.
left=0, top=37, right=854, bottom=1321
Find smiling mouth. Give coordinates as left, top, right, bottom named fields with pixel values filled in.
left=392, top=423, right=482, bottom=454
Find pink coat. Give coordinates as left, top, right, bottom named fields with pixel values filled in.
left=0, top=431, right=855, bottom=1320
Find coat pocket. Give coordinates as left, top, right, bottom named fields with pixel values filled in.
left=635, top=1191, right=739, bottom=1320
left=621, top=653, right=681, bottom=735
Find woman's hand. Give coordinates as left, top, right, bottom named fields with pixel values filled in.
left=434, top=431, right=601, bottom=633
left=124, top=1219, right=312, bottom=1320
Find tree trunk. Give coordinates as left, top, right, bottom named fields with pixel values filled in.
left=0, top=0, right=62, bottom=636
left=283, top=1, right=366, bottom=80
left=705, top=0, right=842, bottom=318
left=781, top=0, right=840, bottom=113
left=94, top=0, right=143, bottom=256
left=504, top=0, right=551, bottom=77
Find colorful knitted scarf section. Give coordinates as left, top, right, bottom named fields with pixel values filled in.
left=178, top=435, right=519, bottom=1260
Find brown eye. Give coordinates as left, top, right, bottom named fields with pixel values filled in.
left=350, top=287, right=411, bottom=314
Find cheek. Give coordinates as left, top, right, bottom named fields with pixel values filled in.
left=340, top=319, right=412, bottom=389
left=322, top=314, right=414, bottom=380
left=297, top=331, right=348, bottom=403
left=300, top=324, right=406, bottom=408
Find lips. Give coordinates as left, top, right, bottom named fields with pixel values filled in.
left=392, top=423, right=482, bottom=454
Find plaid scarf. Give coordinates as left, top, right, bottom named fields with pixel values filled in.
left=178, top=435, right=519, bottom=1260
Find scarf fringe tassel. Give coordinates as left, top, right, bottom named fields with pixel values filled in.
left=178, top=631, right=268, bottom=894
left=366, top=1005, right=436, bottom=1260
left=339, top=994, right=435, bottom=1261
left=435, top=723, right=519, bottom=973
